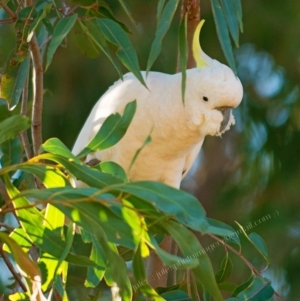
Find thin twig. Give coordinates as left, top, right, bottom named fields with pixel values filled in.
left=191, top=272, right=201, bottom=301
left=208, top=233, right=261, bottom=275
left=0, top=0, right=17, bottom=20
left=0, top=246, right=27, bottom=292
left=0, top=18, right=14, bottom=24
left=29, top=36, right=44, bottom=156
left=20, top=63, right=33, bottom=160
left=180, top=0, right=200, bottom=69
left=0, top=222, right=15, bottom=232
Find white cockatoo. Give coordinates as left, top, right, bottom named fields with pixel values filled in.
left=72, top=21, right=243, bottom=188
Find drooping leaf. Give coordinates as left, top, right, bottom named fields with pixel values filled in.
left=211, top=0, right=237, bottom=73
left=132, top=244, right=165, bottom=300
left=0, top=115, right=31, bottom=145
left=0, top=232, right=46, bottom=300
left=206, top=218, right=241, bottom=247
left=235, top=222, right=270, bottom=264
left=248, top=232, right=269, bottom=263
left=3, top=227, right=32, bottom=253
left=179, top=13, right=188, bottom=103
left=76, top=100, right=136, bottom=158
left=156, top=0, right=167, bottom=21
left=81, top=19, right=123, bottom=78
left=220, top=0, right=239, bottom=47
left=45, top=14, right=78, bottom=70
left=27, top=3, right=53, bottom=42
left=163, top=221, right=224, bottom=301
left=215, top=254, right=233, bottom=283
left=97, top=18, right=146, bottom=86
left=146, top=0, right=181, bottom=73
left=74, top=21, right=100, bottom=58
left=151, top=236, right=199, bottom=269
left=118, top=0, right=138, bottom=28
left=233, top=0, right=243, bottom=32
left=0, top=56, right=30, bottom=110
left=228, top=277, right=274, bottom=301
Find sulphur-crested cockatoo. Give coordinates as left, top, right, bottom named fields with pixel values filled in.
left=72, top=21, right=243, bottom=188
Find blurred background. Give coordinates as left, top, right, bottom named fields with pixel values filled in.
left=0, top=0, right=299, bottom=299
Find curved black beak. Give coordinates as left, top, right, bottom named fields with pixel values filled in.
left=217, top=107, right=232, bottom=133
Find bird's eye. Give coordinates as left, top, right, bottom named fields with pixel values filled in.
left=202, top=96, right=209, bottom=102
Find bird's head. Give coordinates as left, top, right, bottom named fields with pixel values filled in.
left=186, top=20, right=243, bottom=135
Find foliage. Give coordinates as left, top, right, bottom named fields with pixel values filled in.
left=0, top=0, right=287, bottom=301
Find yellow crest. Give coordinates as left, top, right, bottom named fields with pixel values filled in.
left=192, top=20, right=208, bottom=68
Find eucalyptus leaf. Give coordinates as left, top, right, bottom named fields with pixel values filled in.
left=45, top=14, right=78, bottom=70
left=76, top=100, right=137, bottom=158
left=97, top=18, right=146, bottom=86
left=0, top=115, right=30, bottom=145
left=146, top=0, right=181, bottom=73
left=215, top=254, right=233, bottom=283
left=220, top=0, right=239, bottom=47
left=161, top=290, right=193, bottom=301
left=211, top=0, right=237, bottom=73
left=0, top=56, right=30, bottom=110
left=163, top=221, right=224, bottom=301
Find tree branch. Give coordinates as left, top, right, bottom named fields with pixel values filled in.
left=29, top=36, right=44, bottom=156
left=0, top=246, right=27, bottom=292
left=0, top=0, right=17, bottom=20
left=20, top=64, right=33, bottom=160
left=180, top=0, right=200, bottom=68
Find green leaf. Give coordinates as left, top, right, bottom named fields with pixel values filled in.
left=146, top=0, right=180, bottom=73
left=235, top=222, right=270, bottom=264
left=0, top=137, right=22, bottom=167
left=151, top=236, right=199, bottom=269
left=99, top=161, right=129, bottom=183
left=161, top=290, right=193, bottom=301
left=3, top=227, right=32, bottom=253
left=17, top=187, right=140, bottom=248
left=132, top=244, right=165, bottom=300
left=248, top=232, right=269, bottom=263
left=206, top=218, right=240, bottom=247
left=211, top=0, right=237, bottom=73
left=41, top=137, right=75, bottom=159
left=0, top=231, right=42, bottom=287
left=108, top=181, right=208, bottom=232
left=233, top=0, right=243, bottom=32
left=76, top=100, right=136, bottom=158
left=84, top=235, right=106, bottom=287
left=179, top=14, right=187, bottom=103
left=228, top=277, right=274, bottom=301
left=27, top=3, right=53, bottom=42
left=215, top=254, right=233, bottom=283
left=156, top=0, right=167, bottom=21
left=81, top=19, right=123, bottom=79
left=4, top=176, right=95, bottom=267
left=74, top=21, right=100, bottom=58
left=118, top=0, right=138, bottom=28
left=36, top=153, right=123, bottom=187
left=220, top=0, right=239, bottom=47
left=97, top=18, right=146, bottom=86
left=163, top=221, right=224, bottom=301
left=45, top=14, right=78, bottom=70
left=0, top=56, right=30, bottom=110
left=0, top=115, right=31, bottom=145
